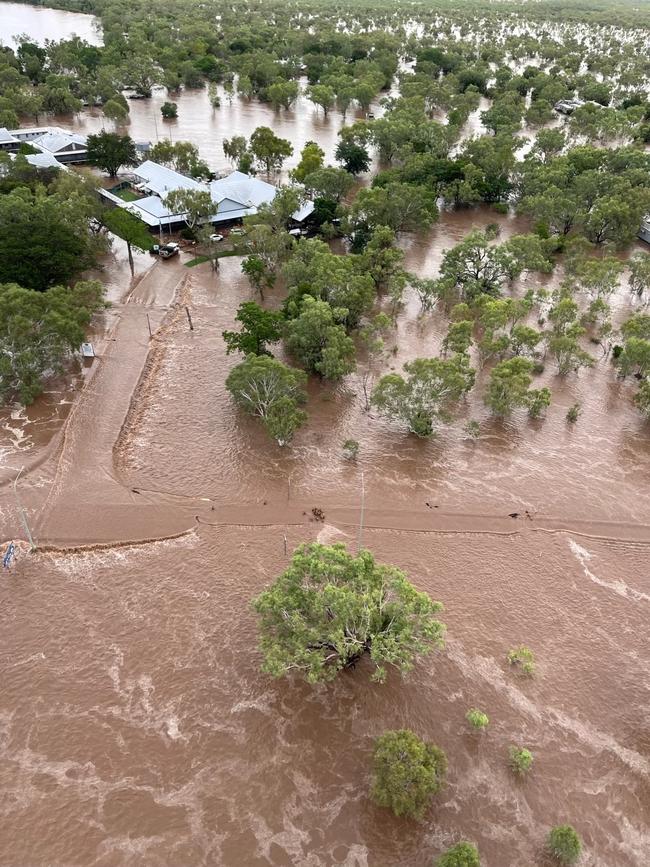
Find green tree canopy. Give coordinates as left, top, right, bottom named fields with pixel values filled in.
left=291, top=141, right=325, bottom=183
left=225, top=354, right=307, bottom=445
left=371, top=356, right=475, bottom=437
left=86, top=131, right=137, bottom=177
left=435, top=230, right=552, bottom=303
left=266, top=80, right=299, bottom=110
left=435, top=842, right=481, bottom=867
left=546, top=825, right=582, bottom=865
left=306, top=83, right=336, bottom=116
left=371, top=729, right=447, bottom=818
left=484, top=357, right=551, bottom=416
left=285, top=296, right=356, bottom=380
left=0, top=184, right=98, bottom=291
left=349, top=182, right=438, bottom=234
left=301, top=166, right=355, bottom=202
left=149, top=140, right=209, bottom=178
left=0, top=280, right=105, bottom=405
left=250, top=126, right=293, bottom=175
left=222, top=301, right=283, bottom=356
left=165, top=188, right=214, bottom=229
left=102, top=207, right=152, bottom=274
left=253, top=543, right=445, bottom=683
left=283, top=238, right=376, bottom=329
left=335, top=139, right=371, bottom=175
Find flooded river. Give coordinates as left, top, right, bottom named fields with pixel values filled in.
left=1, top=5, right=649, bottom=867
left=0, top=1, right=102, bottom=47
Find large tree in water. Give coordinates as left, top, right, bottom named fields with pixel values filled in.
left=253, top=543, right=445, bottom=683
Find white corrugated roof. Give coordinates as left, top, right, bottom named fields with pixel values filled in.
left=133, top=160, right=205, bottom=197
left=0, top=127, right=18, bottom=144
left=32, top=130, right=87, bottom=153
left=24, top=152, right=65, bottom=169
left=110, top=164, right=312, bottom=227
left=209, top=171, right=276, bottom=208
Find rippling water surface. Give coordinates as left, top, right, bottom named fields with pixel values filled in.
left=0, top=5, right=649, bottom=866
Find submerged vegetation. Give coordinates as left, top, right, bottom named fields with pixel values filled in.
left=1, top=0, right=650, bottom=421
left=1, top=0, right=647, bottom=858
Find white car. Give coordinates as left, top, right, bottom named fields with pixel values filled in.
left=209, top=233, right=224, bottom=242
left=288, top=228, right=303, bottom=237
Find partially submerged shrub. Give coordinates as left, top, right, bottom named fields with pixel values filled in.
left=436, top=841, right=481, bottom=866
left=509, top=745, right=533, bottom=776
left=546, top=824, right=582, bottom=864
left=507, top=645, right=535, bottom=676
left=371, top=729, right=447, bottom=818
left=466, top=708, right=489, bottom=730
left=342, top=439, right=360, bottom=460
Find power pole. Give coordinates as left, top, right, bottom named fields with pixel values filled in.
left=357, top=470, right=365, bottom=554
left=13, top=467, right=35, bottom=551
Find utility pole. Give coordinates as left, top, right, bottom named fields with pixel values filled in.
left=185, top=306, right=194, bottom=331
left=146, top=313, right=152, bottom=338
left=13, top=467, right=35, bottom=551
left=357, top=470, right=365, bottom=554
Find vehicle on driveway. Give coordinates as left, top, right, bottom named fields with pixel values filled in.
left=158, top=242, right=180, bottom=259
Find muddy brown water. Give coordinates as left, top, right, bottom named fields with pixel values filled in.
left=0, top=1, right=102, bottom=46
left=1, top=5, right=650, bottom=866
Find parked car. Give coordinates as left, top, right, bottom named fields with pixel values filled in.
left=209, top=233, right=224, bottom=242
left=229, top=227, right=246, bottom=236
left=159, top=242, right=180, bottom=259
left=288, top=228, right=303, bottom=237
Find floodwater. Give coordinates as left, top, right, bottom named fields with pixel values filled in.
left=64, top=82, right=385, bottom=177
left=1, top=6, right=650, bottom=867
left=0, top=1, right=102, bottom=47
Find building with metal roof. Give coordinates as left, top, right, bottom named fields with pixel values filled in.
left=6, top=126, right=88, bottom=162
left=101, top=161, right=313, bottom=230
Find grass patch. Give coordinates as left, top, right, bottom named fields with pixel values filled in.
left=185, top=249, right=240, bottom=268
left=114, top=188, right=140, bottom=202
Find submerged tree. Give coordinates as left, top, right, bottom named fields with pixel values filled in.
left=285, top=296, right=356, bottom=380
left=250, top=126, right=293, bottom=175
left=225, top=354, right=307, bottom=446
left=484, top=357, right=551, bottom=417
left=222, top=301, right=283, bottom=356
left=371, top=356, right=475, bottom=436
left=436, top=842, right=481, bottom=867
left=435, top=230, right=551, bottom=303
left=0, top=280, right=105, bottom=405
left=371, top=729, right=447, bottom=818
left=253, top=543, right=445, bottom=683
left=335, top=139, right=371, bottom=175
left=291, top=141, right=325, bottom=183
left=546, top=826, right=582, bottom=865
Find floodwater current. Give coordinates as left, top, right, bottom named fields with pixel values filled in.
left=1, top=5, right=649, bottom=867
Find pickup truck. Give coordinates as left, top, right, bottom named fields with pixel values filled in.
left=150, top=242, right=180, bottom=259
